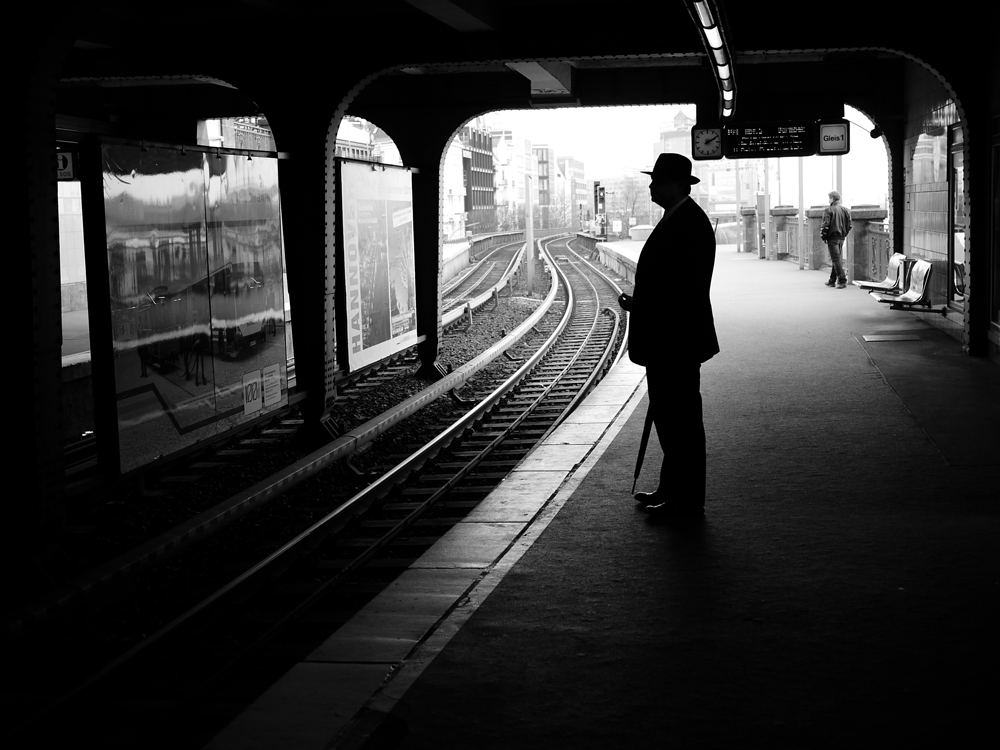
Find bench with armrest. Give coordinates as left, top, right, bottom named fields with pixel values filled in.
left=852, top=253, right=908, bottom=294
left=869, top=259, right=947, bottom=315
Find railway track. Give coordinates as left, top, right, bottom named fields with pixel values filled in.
left=4, top=235, right=630, bottom=747
left=49, top=236, right=541, bottom=609
left=13, top=250, right=537, bottom=643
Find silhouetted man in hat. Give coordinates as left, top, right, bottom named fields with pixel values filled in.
left=618, top=153, right=719, bottom=517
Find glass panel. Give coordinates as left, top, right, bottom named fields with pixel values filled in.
left=913, top=131, right=946, bottom=185
left=103, top=144, right=287, bottom=473
left=951, top=140, right=966, bottom=304
left=59, top=180, right=90, bottom=365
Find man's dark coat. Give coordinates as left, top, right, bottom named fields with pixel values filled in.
left=628, top=197, right=720, bottom=367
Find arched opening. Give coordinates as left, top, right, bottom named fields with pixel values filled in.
left=327, top=115, right=418, bottom=373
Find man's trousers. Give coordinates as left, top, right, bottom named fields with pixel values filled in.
left=645, top=363, right=706, bottom=506
left=827, top=238, right=847, bottom=284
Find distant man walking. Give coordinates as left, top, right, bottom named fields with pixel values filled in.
left=822, top=191, right=852, bottom=288
left=618, top=153, right=719, bottom=517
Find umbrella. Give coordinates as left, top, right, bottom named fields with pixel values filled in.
left=632, top=403, right=655, bottom=495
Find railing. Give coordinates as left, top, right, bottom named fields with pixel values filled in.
left=782, top=218, right=801, bottom=261
left=572, top=233, right=598, bottom=257
left=470, top=231, right=524, bottom=261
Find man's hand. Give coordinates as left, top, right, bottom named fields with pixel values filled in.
left=618, top=293, right=633, bottom=311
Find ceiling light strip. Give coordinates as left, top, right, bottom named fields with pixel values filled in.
left=689, top=0, right=737, bottom=120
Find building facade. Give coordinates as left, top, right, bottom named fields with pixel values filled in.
left=491, top=129, right=538, bottom=231
left=533, top=145, right=565, bottom=229
left=557, top=156, right=589, bottom=230
left=460, top=122, right=497, bottom=235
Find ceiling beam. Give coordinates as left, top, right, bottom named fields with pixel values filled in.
left=505, top=61, right=575, bottom=102
left=402, top=0, right=494, bottom=32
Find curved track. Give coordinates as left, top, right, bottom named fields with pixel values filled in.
left=4, top=234, right=632, bottom=747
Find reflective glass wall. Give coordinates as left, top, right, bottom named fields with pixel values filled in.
left=103, top=143, right=288, bottom=473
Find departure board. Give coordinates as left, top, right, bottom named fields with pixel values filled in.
left=723, top=121, right=816, bottom=159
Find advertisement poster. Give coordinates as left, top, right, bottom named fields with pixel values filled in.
left=339, top=161, right=417, bottom=371
left=104, top=143, right=288, bottom=473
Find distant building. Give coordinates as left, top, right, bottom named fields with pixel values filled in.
left=442, top=137, right=467, bottom=241
left=197, top=117, right=276, bottom=151
left=491, top=128, right=538, bottom=231
left=459, top=121, right=497, bottom=234
left=652, top=110, right=696, bottom=161
left=533, top=145, right=567, bottom=229
left=339, top=118, right=378, bottom=161
left=557, top=156, right=589, bottom=229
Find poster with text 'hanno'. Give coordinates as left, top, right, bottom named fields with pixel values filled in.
left=339, top=161, right=417, bottom=371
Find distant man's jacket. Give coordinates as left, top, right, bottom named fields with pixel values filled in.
left=822, top=201, right=852, bottom=239
left=627, top=197, right=720, bottom=367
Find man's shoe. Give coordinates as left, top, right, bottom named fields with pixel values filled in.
left=824, top=280, right=836, bottom=287
left=644, top=500, right=704, bottom=518
left=634, top=491, right=664, bottom=506
left=836, top=281, right=847, bottom=289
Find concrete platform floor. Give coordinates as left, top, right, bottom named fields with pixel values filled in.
left=210, top=250, right=999, bottom=750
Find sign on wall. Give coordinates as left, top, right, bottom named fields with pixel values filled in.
left=817, top=121, right=850, bottom=154
left=338, top=160, right=418, bottom=371
left=103, top=143, right=288, bottom=473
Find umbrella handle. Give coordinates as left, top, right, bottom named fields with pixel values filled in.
left=632, top=404, right=655, bottom=496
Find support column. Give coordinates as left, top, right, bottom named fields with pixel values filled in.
left=805, top=206, right=828, bottom=271
left=22, top=28, right=73, bottom=583
left=849, top=205, right=889, bottom=282
left=769, top=205, right=797, bottom=260
left=963, top=105, right=993, bottom=357
left=740, top=206, right=756, bottom=254
left=412, top=163, right=445, bottom=379
left=269, top=112, right=336, bottom=439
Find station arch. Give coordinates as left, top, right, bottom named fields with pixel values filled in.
left=19, top=4, right=998, bottom=576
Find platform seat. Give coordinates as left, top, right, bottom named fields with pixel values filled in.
left=869, top=259, right=945, bottom=314
left=852, top=252, right=907, bottom=294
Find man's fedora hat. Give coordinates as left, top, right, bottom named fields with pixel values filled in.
left=641, top=153, right=700, bottom=185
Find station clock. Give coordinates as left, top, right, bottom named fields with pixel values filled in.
left=691, top=127, right=724, bottom=160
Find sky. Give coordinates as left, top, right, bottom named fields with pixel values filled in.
left=481, top=104, right=890, bottom=209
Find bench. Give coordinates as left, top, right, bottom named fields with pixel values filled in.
left=852, top=252, right=908, bottom=294
left=869, top=259, right=947, bottom=315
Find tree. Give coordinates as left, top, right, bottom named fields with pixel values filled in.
left=619, top=173, right=648, bottom=230
left=550, top=190, right=570, bottom=228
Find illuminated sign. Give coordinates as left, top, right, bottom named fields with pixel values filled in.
left=723, top=121, right=815, bottom=159
left=721, top=119, right=850, bottom=158
left=56, top=151, right=75, bottom=180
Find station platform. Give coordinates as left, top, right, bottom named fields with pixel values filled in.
left=208, top=250, right=999, bottom=750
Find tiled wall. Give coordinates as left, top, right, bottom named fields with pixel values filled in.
left=901, top=61, right=958, bottom=305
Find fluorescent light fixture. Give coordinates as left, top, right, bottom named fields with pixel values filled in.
left=693, top=1, right=714, bottom=27
left=687, top=0, right=736, bottom=120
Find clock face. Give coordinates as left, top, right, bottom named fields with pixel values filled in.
left=692, top=128, right=723, bottom=159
